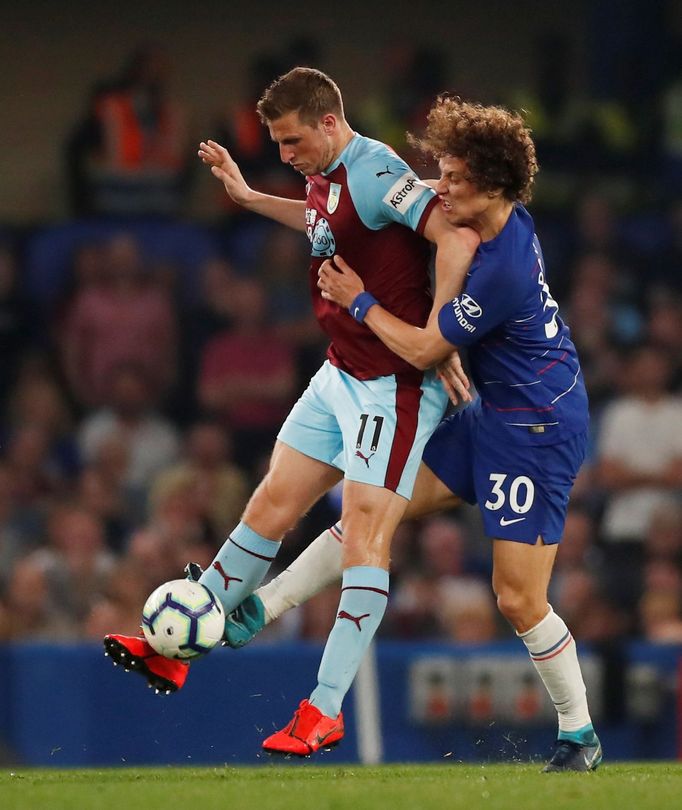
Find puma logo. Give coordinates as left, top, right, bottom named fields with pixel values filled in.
left=337, top=610, right=370, bottom=631
left=376, top=165, right=394, bottom=177
left=212, top=561, right=243, bottom=591
left=355, top=450, right=375, bottom=468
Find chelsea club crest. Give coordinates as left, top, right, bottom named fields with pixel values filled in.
left=327, top=183, right=342, bottom=214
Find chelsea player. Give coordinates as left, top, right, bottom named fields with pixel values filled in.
left=233, top=96, right=601, bottom=772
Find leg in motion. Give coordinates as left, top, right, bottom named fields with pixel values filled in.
left=104, top=443, right=341, bottom=691
left=262, top=481, right=408, bottom=755
left=492, top=537, right=601, bottom=772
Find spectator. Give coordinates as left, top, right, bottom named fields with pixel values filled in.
left=2, top=424, right=68, bottom=521
left=4, top=365, right=79, bottom=481
left=565, top=252, right=640, bottom=408
left=197, top=277, right=297, bottom=469
left=78, top=362, right=180, bottom=512
left=595, top=345, right=682, bottom=612
left=596, top=346, right=682, bottom=546
left=213, top=53, right=300, bottom=218
left=61, top=233, right=178, bottom=408
left=64, top=43, right=191, bottom=217
left=25, top=504, right=116, bottom=635
left=84, top=558, right=153, bottom=640
left=0, top=463, right=38, bottom=590
left=75, top=463, right=131, bottom=553
left=638, top=588, right=682, bottom=643
left=552, top=567, right=629, bottom=641
left=150, top=420, right=250, bottom=543
left=255, top=225, right=327, bottom=378
left=180, top=256, right=238, bottom=417
left=0, top=557, right=75, bottom=641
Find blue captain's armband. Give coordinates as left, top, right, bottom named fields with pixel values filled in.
left=349, top=292, right=379, bottom=323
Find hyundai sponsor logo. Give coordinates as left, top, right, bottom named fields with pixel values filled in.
left=459, top=294, right=482, bottom=318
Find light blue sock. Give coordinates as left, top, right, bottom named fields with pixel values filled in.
left=199, top=522, right=280, bottom=614
left=309, top=565, right=389, bottom=718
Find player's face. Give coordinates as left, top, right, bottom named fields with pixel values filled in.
left=268, top=111, right=335, bottom=176
left=435, top=156, right=495, bottom=229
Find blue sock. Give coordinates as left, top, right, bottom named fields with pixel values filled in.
left=558, top=723, right=598, bottom=745
left=309, top=566, right=389, bottom=718
left=199, top=522, right=280, bottom=614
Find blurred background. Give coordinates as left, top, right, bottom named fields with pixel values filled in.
left=0, top=0, right=681, bottom=766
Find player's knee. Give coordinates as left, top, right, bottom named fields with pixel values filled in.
left=243, top=474, right=292, bottom=529
left=495, top=587, right=536, bottom=629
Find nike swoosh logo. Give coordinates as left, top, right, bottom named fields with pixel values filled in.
left=353, top=307, right=360, bottom=318
left=315, top=726, right=342, bottom=746
left=499, top=516, right=526, bottom=526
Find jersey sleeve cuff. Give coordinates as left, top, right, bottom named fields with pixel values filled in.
left=438, top=300, right=476, bottom=347
left=416, top=194, right=439, bottom=236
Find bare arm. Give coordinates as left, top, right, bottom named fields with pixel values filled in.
left=198, top=140, right=306, bottom=232
left=318, top=255, right=454, bottom=370
left=421, top=207, right=480, bottom=400
left=422, top=205, right=479, bottom=324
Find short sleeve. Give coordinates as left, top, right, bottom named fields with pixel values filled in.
left=346, top=141, right=437, bottom=232
left=438, top=257, right=524, bottom=347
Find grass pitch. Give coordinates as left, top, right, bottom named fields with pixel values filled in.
left=1, top=763, right=681, bottom=810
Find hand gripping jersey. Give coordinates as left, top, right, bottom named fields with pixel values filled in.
left=438, top=205, right=589, bottom=445
left=305, top=134, right=438, bottom=379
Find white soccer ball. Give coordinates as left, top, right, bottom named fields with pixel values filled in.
left=142, top=579, right=225, bottom=660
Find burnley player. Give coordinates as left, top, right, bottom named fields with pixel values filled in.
left=227, top=97, right=602, bottom=772
left=104, top=69, right=477, bottom=751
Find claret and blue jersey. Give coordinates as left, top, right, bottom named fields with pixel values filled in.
left=305, top=133, right=438, bottom=380
left=438, top=204, right=588, bottom=445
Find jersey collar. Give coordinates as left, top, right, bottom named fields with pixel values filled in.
left=322, top=132, right=359, bottom=176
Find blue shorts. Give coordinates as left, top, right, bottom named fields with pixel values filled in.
left=278, top=361, right=448, bottom=499
left=422, top=402, right=587, bottom=544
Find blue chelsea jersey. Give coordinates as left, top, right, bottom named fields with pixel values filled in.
left=438, top=205, right=589, bottom=445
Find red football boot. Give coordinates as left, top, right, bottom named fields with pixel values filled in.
left=262, top=699, right=344, bottom=756
left=103, top=634, right=190, bottom=694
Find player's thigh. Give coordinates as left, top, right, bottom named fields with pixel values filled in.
left=339, top=368, right=448, bottom=499
left=341, top=479, right=410, bottom=569
left=243, top=441, right=342, bottom=537
left=404, top=462, right=465, bottom=520
left=416, top=405, right=478, bottom=516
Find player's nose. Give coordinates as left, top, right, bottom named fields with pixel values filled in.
left=279, top=144, right=294, bottom=164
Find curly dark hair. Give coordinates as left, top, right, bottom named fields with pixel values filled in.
left=408, top=96, right=538, bottom=204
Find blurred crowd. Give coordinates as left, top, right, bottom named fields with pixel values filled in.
left=0, top=35, right=681, bottom=649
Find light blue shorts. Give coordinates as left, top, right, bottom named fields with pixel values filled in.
left=278, top=361, right=448, bottom=499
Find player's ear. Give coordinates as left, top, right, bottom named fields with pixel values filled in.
left=321, top=114, right=337, bottom=134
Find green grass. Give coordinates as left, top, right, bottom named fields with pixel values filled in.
left=1, top=763, right=682, bottom=810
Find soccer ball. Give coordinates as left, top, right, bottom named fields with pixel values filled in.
left=142, top=579, right=225, bottom=660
